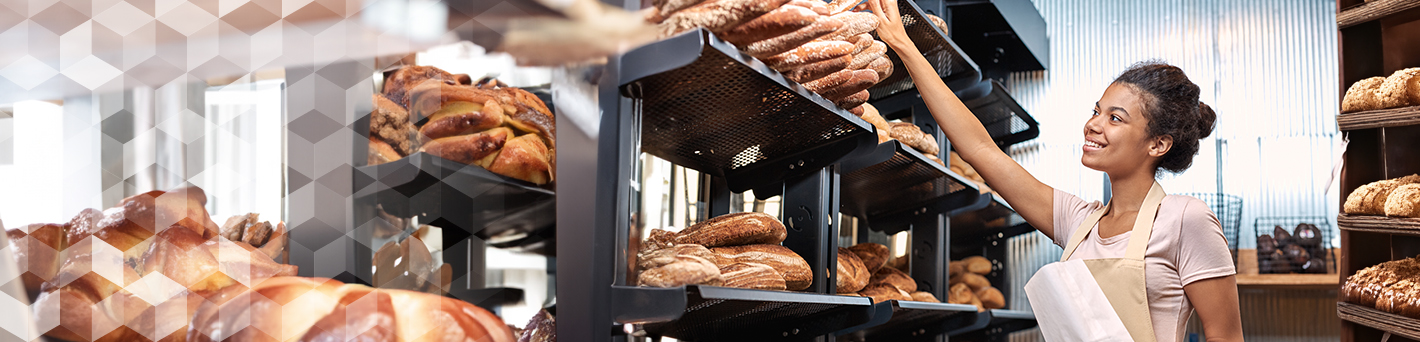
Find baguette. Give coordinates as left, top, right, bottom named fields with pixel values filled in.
left=867, top=55, right=893, bottom=80
left=803, top=68, right=856, bottom=94
left=762, top=40, right=855, bottom=71
left=819, top=69, right=879, bottom=100
left=659, top=0, right=791, bottom=36
left=834, top=90, right=871, bottom=109
left=785, top=54, right=852, bottom=84
left=787, top=0, right=830, bottom=15
left=676, top=212, right=788, bottom=247
left=718, top=5, right=819, bottom=46
left=655, top=0, right=707, bottom=16
left=849, top=41, right=887, bottom=70
left=710, top=244, right=813, bottom=290
left=848, top=33, right=873, bottom=55
left=745, top=16, right=844, bottom=58
left=822, top=12, right=879, bottom=41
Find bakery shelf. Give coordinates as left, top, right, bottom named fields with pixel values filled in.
left=951, top=195, right=1037, bottom=243
left=951, top=309, right=1039, bottom=338
left=1336, top=106, right=1420, bottom=131
left=961, top=80, right=1041, bottom=149
left=840, top=141, right=983, bottom=233
left=1235, top=274, right=1339, bottom=289
left=633, top=285, right=878, bottom=341
left=868, top=0, right=983, bottom=100
left=1338, top=0, right=1420, bottom=28
left=619, top=28, right=877, bottom=193
left=352, top=152, right=556, bottom=246
left=1339, top=214, right=1420, bottom=236
left=1338, top=301, right=1420, bottom=341
left=844, top=301, right=980, bottom=341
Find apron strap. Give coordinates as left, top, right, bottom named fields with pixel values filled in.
left=1060, top=181, right=1167, bottom=262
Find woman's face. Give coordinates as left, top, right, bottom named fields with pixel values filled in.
left=1081, top=83, right=1158, bottom=174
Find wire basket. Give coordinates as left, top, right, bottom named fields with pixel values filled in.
left=1253, top=216, right=1334, bottom=274
left=1178, top=193, right=1242, bottom=263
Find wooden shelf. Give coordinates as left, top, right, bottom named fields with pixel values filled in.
left=1337, top=106, right=1420, bottom=131
left=1338, top=301, right=1420, bottom=340
left=1235, top=274, right=1339, bottom=289
left=1339, top=214, right=1420, bottom=236
left=1338, top=0, right=1420, bottom=29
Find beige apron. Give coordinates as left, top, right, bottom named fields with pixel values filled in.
left=1024, top=182, right=1165, bottom=342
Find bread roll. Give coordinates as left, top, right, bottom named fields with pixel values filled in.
left=1342, top=76, right=1386, bottom=113
left=1345, top=175, right=1420, bottom=215
left=948, top=260, right=965, bottom=276
left=859, top=283, right=911, bottom=303
left=676, top=212, right=788, bottom=247
left=785, top=54, right=852, bottom=84
left=718, top=5, right=818, bottom=46
left=745, top=16, right=843, bottom=58
left=1377, top=68, right=1420, bottom=109
left=762, top=40, right=855, bottom=70
left=638, top=255, right=723, bottom=287
left=947, top=283, right=977, bottom=306
left=711, top=244, right=813, bottom=290
left=950, top=272, right=991, bottom=291
left=976, top=286, right=1006, bottom=309
left=659, top=0, right=791, bottom=36
left=869, top=266, right=917, bottom=293
left=1386, top=184, right=1420, bottom=218
left=963, top=256, right=992, bottom=274
left=848, top=242, right=889, bottom=273
left=720, top=262, right=788, bottom=290
left=910, top=291, right=940, bottom=303
left=837, top=247, right=871, bottom=293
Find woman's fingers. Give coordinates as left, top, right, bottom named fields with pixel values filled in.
left=868, top=0, right=887, bottom=22
left=886, top=0, right=899, bottom=21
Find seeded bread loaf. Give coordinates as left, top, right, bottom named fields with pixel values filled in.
left=1345, top=175, right=1420, bottom=215
left=710, top=244, right=813, bottom=290
left=676, top=212, right=788, bottom=247
left=1385, top=184, right=1420, bottom=218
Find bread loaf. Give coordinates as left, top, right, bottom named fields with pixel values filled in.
left=638, top=244, right=715, bottom=269
left=711, top=244, right=813, bottom=290
left=1342, top=76, right=1386, bottom=113
left=848, top=242, right=889, bottom=273
left=925, top=14, right=948, bottom=35
left=1386, top=184, right=1420, bottom=218
left=720, top=262, right=788, bottom=290
left=803, top=68, right=856, bottom=93
left=785, top=54, right=852, bottom=84
left=849, top=41, right=887, bottom=70
left=822, top=12, right=879, bottom=41
left=950, top=272, right=991, bottom=291
left=867, top=55, right=893, bottom=80
left=1345, top=175, right=1420, bottom=215
left=638, top=255, right=723, bottom=287
left=745, top=16, right=843, bottom=58
left=654, top=0, right=708, bottom=16
left=835, top=90, right=871, bottom=109
left=963, top=255, right=992, bottom=274
left=676, top=212, right=788, bottom=247
left=910, top=291, right=941, bottom=303
left=848, top=33, right=873, bottom=54
left=641, top=228, right=680, bottom=253
left=1377, top=68, right=1420, bottom=109
left=859, top=104, right=893, bottom=143
left=787, top=0, right=830, bottom=15
left=889, top=122, right=939, bottom=156
left=820, top=69, right=879, bottom=100
left=976, top=286, right=1006, bottom=309
left=825, top=0, right=859, bottom=14
left=763, top=40, right=855, bottom=70
left=837, top=247, right=871, bottom=293
left=859, top=283, right=911, bottom=303
left=869, top=266, right=917, bottom=292
left=718, top=5, right=818, bottom=46
left=660, top=0, right=791, bottom=36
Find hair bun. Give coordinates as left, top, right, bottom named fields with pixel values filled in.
left=1197, top=102, right=1217, bottom=139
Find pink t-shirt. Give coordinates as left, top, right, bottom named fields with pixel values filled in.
left=1052, top=189, right=1236, bottom=342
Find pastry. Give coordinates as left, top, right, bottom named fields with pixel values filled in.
left=676, top=212, right=788, bottom=247
left=485, top=133, right=554, bottom=185
left=518, top=309, right=556, bottom=342
left=638, top=255, right=723, bottom=287
left=370, top=94, right=416, bottom=155
left=417, top=98, right=506, bottom=144
left=711, top=244, right=813, bottom=290
left=848, top=242, right=889, bottom=273
left=420, top=127, right=513, bottom=166
left=382, top=65, right=462, bottom=109
left=837, top=247, right=871, bottom=293
left=369, top=135, right=402, bottom=165
left=869, top=266, right=917, bottom=293
left=720, top=262, right=788, bottom=290
left=408, top=77, right=556, bottom=184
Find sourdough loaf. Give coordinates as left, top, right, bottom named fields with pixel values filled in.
left=910, top=291, right=940, bottom=303
left=711, top=244, right=813, bottom=290
left=638, top=255, right=723, bottom=288
left=676, top=212, right=788, bottom=247
left=869, top=266, right=917, bottom=293
left=837, top=247, right=871, bottom=293
left=859, top=283, right=911, bottom=303
left=848, top=242, right=889, bottom=273
left=720, top=262, right=788, bottom=290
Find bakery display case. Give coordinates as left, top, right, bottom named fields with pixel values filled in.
left=1335, top=0, right=1420, bottom=341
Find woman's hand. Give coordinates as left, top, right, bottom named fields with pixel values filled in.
left=867, top=0, right=912, bottom=50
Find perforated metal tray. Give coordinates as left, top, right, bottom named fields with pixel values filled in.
left=848, top=301, right=980, bottom=341
left=619, top=29, right=876, bottom=193
left=868, top=0, right=982, bottom=100
left=639, top=285, right=876, bottom=341
left=352, top=152, right=555, bottom=242
left=839, top=141, right=980, bottom=225
left=962, top=80, right=1040, bottom=149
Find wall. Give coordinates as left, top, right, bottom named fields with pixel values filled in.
left=998, top=0, right=1342, bottom=340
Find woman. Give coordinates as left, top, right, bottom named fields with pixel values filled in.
left=867, top=0, right=1243, bottom=341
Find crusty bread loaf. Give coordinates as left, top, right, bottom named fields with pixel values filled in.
left=834, top=89, right=871, bottom=109
left=963, top=255, right=992, bottom=274
left=889, top=122, right=940, bottom=156
left=848, top=33, right=873, bottom=54
left=763, top=40, right=855, bottom=70
left=745, top=16, right=843, bottom=58
left=910, top=291, right=940, bottom=303
left=849, top=41, right=887, bottom=70
left=1342, top=76, right=1386, bottom=113
left=785, top=54, right=851, bottom=84
left=638, top=255, right=723, bottom=287
left=654, top=0, right=708, bottom=17
left=676, top=212, right=788, bottom=247
left=976, top=286, right=1005, bottom=309
left=1385, top=184, right=1420, bottom=218
left=1377, top=68, right=1420, bottom=109
left=837, top=247, right=871, bottom=293
left=804, top=68, right=856, bottom=93
left=950, top=272, right=991, bottom=291
left=820, top=69, right=879, bottom=100
left=711, top=244, right=813, bottom=290
left=859, top=283, right=911, bottom=303
left=639, top=244, right=715, bottom=269
left=787, top=0, right=830, bottom=15
left=867, top=55, right=893, bottom=80
left=822, top=12, right=879, bottom=41
left=718, top=5, right=818, bottom=46
left=848, top=242, right=889, bottom=273
left=719, top=262, right=788, bottom=290
left=658, top=0, right=790, bottom=36
left=1345, top=175, right=1420, bottom=215
left=859, top=103, right=893, bottom=143
left=641, top=228, right=680, bottom=253
left=869, top=266, right=917, bottom=293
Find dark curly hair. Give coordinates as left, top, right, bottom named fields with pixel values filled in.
left=1112, top=62, right=1217, bottom=173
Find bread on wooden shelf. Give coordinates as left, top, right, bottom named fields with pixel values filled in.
left=1345, top=175, right=1420, bottom=215
left=1342, top=256, right=1420, bottom=318
left=1340, top=67, right=1420, bottom=113
left=1385, top=184, right=1420, bottom=218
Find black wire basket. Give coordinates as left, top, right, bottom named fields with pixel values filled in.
left=1179, top=193, right=1242, bottom=264
left=1253, top=216, right=1334, bottom=274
